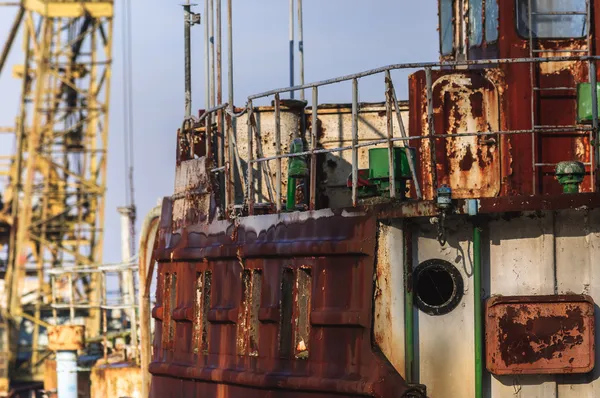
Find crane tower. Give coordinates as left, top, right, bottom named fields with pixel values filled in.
left=0, top=0, right=114, bottom=384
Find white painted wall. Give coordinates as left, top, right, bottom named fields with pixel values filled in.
left=375, top=209, right=600, bottom=398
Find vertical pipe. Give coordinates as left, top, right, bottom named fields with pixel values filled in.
left=204, top=0, right=209, bottom=109
left=206, top=112, right=213, bottom=159
left=216, top=0, right=223, bottom=168
left=385, top=72, right=396, bottom=199
left=225, top=0, right=234, bottom=210
left=118, top=206, right=137, bottom=362
left=528, top=0, right=536, bottom=194
left=424, top=67, right=438, bottom=198
left=227, top=0, right=233, bottom=105
left=102, top=272, right=108, bottom=361
left=247, top=101, right=254, bottom=215
left=56, top=351, right=78, bottom=398
left=275, top=94, right=282, bottom=212
left=183, top=1, right=192, bottom=117
left=587, top=0, right=595, bottom=189
left=309, top=87, right=318, bottom=210
left=404, top=222, right=414, bottom=383
left=473, top=223, right=483, bottom=398
left=297, top=0, right=304, bottom=100
left=286, top=177, right=296, bottom=211
left=68, top=273, right=75, bottom=322
left=590, top=60, right=599, bottom=191
left=209, top=0, right=215, bottom=107
left=289, top=0, right=294, bottom=99
left=351, top=78, right=359, bottom=206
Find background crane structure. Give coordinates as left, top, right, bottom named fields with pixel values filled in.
left=0, top=0, right=115, bottom=385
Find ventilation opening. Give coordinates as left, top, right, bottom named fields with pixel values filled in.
left=413, top=259, right=463, bottom=316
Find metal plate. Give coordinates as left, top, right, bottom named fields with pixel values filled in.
left=486, top=295, right=595, bottom=375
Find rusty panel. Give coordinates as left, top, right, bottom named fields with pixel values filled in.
left=150, top=199, right=413, bottom=397
left=433, top=72, right=502, bottom=198
left=90, top=364, right=142, bottom=398
left=486, top=295, right=595, bottom=375
left=410, top=69, right=505, bottom=200
left=47, top=325, right=85, bottom=351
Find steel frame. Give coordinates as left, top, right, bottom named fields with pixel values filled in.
left=0, top=0, right=113, bottom=382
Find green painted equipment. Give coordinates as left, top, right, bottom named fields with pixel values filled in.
left=576, top=83, right=600, bottom=123
left=555, top=161, right=585, bottom=194
left=348, top=147, right=416, bottom=199
left=286, top=138, right=308, bottom=211
left=367, top=147, right=416, bottom=198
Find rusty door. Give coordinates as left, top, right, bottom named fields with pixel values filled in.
left=433, top=72, right=502, bottom=198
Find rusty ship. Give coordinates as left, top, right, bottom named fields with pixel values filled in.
left=148, top=1, right=600, bottom=397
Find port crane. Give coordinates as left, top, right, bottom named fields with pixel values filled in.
left=0, top=0, right=115, bottom=387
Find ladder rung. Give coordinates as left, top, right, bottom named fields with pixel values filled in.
left=533, top=87, right=576, bottom=91
left=535, top=162, right=592, bottom=167
left=531, top=11, right=587, bottom=16
left=532, top=49, right=588, bottom=53
left=534, top=125, right=590, bottom=130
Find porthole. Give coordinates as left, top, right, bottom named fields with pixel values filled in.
left=413, top=259, right=463, bottom=316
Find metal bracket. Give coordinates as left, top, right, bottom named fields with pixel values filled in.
left=188, top=12, right=201, bottom=25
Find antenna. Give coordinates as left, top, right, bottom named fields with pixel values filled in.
left=183, top=1, right=201, bottom=117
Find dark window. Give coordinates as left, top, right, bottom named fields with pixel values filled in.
left=413, top=259, right=464, bottom=316
left=516, top=0, right=587, bottom=39
left=441, top=0, right=454, bottom=55
left=470, top=0, right=484, bottom=47
left=486, top=0, right=499, bottom=42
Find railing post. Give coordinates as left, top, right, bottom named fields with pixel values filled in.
left=386, top=70, right=422, bottom=200
left=425, top=67, right=438, bottom=198
left=206, top=113, right=212, bottom=159
left=385, top=71, right=397, bottom=199
left=224, top=111, right=232, bottom=214
left=310, top=87, right=318, bottom=210
left=68, top=272, right=75, bottom=322
left=247, top=100, right=254, bottom=215
left=351, top=78, right=359, bottom=206
left=275, top=94, right=282, bottom=212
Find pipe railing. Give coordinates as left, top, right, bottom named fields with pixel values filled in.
left=48, top=255, right=142, bottom=363
left=181, top=55, right=600, bottom=215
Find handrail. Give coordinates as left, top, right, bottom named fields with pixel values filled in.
left=179, top=54, right=600, bottom=213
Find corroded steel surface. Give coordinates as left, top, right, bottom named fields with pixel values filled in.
left=410, top=2, right=598, bottom=199
left=149, top=192, right=413, bottom=397
left=486, top=295, right=595, bottom=375
left=47, top=325, right=85, bottom=352
left=90, top=364, right=141, bottom=398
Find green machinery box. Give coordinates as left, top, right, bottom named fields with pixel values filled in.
left=368, top=147, right=415, bottom=180
left=366, top=147, right=416, bottom=198
left=577, top=83, right=600, bottom=123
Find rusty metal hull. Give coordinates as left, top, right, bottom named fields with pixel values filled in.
left=149, top=200, right=413, bottom=397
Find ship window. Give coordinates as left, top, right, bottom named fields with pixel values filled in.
left=486, top=0, right=499, bottom=42
left=516, top=0, right=588, bottom=39
left=413, top=259, right=463, bottom=316
left=469, top=0, right=484, bottom=47
left=440, top=0, right=454, bottom=55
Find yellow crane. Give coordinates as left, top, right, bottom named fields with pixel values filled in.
left=0, top=0, right=114, bottom=387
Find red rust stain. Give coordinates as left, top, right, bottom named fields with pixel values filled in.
left=458, top=145, right=475, bottom=171
left=469, top=92, right=484, bottom=118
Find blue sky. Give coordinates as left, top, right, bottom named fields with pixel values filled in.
left=0, top=1, right=439, bottom=264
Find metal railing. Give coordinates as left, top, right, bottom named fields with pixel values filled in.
left=47, top=256, right=140, bottom=363
left=184, top=54, right=600, bottom=216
